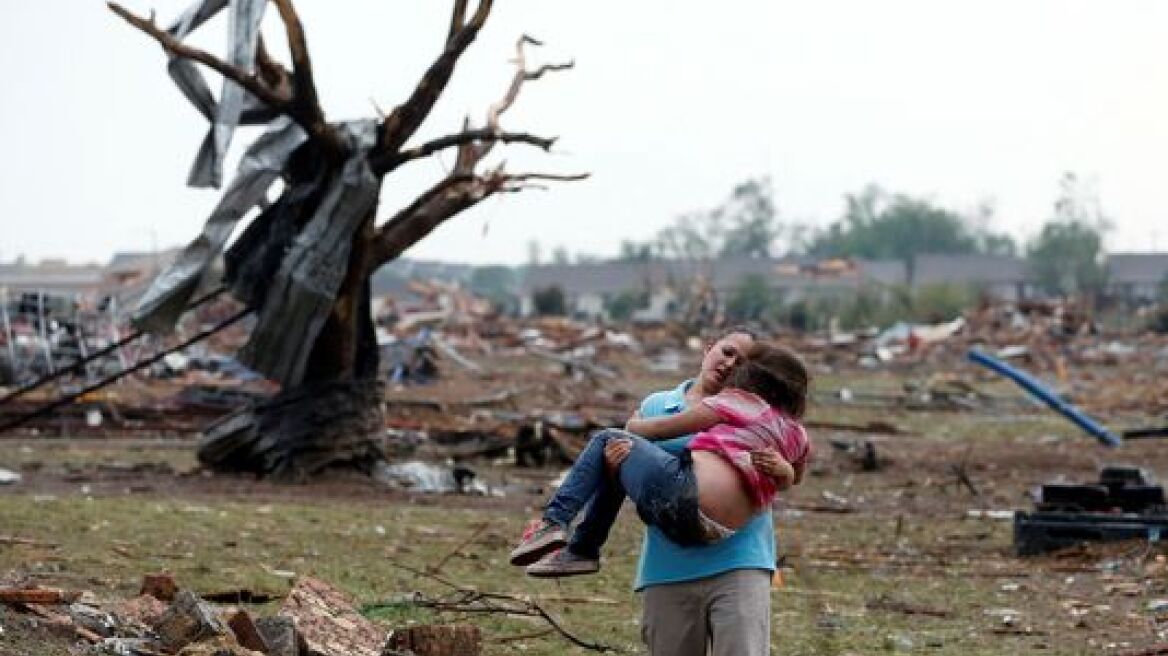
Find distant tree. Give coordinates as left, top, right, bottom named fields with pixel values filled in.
left=532, top=285, right=566, bottom=316
left=655, top=211, right=720, bottom=261
left=1152, top=272, right=1168, bottom=334
left=807, top=185, right=1012, bottom=281
left=605, top=289, right=649, bottom=321
left=653, top=176, right=779, bottom=261
left=527, top=239, right=542, bottom=267
left=909, top=283, right=974, bottom=323
left=725, top=274, right=775, bottom=323
left=617, top=239, right=655, bottom=262
left=839, top=284, right=893, bottom=329
left=979, top=233, right=1018, bottom=257
left=968, top=199, right=1018, bottom=256
left=779, top=298, right=812, bottom=332
left=1026, top=173, right=1109, bottom=298
left=718, top=178, right=778, bottom=258
left=468, top=265, right=516, bottom=309
left=551, top=245, right=571, bottom=265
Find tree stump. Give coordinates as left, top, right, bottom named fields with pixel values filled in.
left=197, top=379, right=386, bottom=481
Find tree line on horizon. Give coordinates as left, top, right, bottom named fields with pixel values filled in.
left=585, top=172, right=1109, bottom=299
left=467, top=172, right=1132, bottom=325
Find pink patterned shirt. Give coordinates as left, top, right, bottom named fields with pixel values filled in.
left=688, top=388, right=811, bottom=508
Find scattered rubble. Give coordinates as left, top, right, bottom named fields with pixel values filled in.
left=1016, top=466, right=1168, bottom=555
left=0, top=574, right=487, bottom=656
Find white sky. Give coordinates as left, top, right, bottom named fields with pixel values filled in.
left=2, top=1, right=1167, bottom=266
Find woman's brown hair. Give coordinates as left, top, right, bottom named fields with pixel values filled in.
left=725, top=342, right=809, bottom=419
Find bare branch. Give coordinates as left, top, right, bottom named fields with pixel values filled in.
left=526, top=61, right=575, bottom=81
left=372, top=128, right=556, bottom=174
left=271, top=0, right=327, bottom=130
left=383, top=559, right=617, bottom=653
left=369, top=168, right=587, bottom=269
left=503, top=172, right=590, bottom=183
left=369, top=174, right=486, bottom=266
left=108, top=2, right=289, bottom=111
left=447, top=0, right=469, bottom=43
left=480, top=35, right=574, bottom=160
left=377, top=0, right=495, bottom=155
left=255, top=36, right=292, bottom=98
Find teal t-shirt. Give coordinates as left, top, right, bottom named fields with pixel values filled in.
left=634, top=379, right=777, bottom=591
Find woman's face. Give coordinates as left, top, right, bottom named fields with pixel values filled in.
left=698, top=332, right=753, bottom=394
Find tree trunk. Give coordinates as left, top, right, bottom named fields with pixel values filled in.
left=199, top=218, right=387, bottom=481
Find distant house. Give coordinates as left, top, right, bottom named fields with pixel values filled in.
left=0, top=259, right=105, bottom=300
left=911, top=254, right=1035, bottom=301
left=520, top=260, right=662, bottom=319
left=1108, top=252, right=1168, bottom=303
left=519, top=256, right=909, bottom=320
left=101, top=249, right=183, bottom=309
left=372, top=259, right=475, bottom=296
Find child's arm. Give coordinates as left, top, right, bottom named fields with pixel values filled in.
left=750, top=450, right=796, bottom=489
left=626, top=404, right=720, bottom=440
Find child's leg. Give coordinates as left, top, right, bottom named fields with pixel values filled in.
left=614, top=437, right=705, bottom=546
left=566, top=429, right=636, bottom=559
left=514, top=429, right=628, bottom=568
left=543, top=428, right=623, bottom=529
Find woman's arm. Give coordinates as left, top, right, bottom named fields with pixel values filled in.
left=626, top=404, right=720, bottom=440
left=792, top=459, right=807, bottom=485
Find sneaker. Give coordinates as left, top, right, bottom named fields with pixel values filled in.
left=509, top=519, right=567, bottom=566
left=525, top=548, right=600, bottom=578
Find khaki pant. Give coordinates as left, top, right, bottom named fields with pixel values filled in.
left=640, top=569, right=771, bottom=656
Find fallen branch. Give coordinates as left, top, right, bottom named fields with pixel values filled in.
left=0, top=536, right=58, bottom=548
left=866, top=595, right=953, bottom=618
left=430, top=521, right=490, bottom=574
left=381, top=560, right=618, bottom=652
left=494, top=628, right=555, bottom=643
left=950, top=445, right=980, bottom=497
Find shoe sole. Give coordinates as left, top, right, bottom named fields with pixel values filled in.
left=509, top=533, right=567, bottom=566
left=525, top=563, right=600, bottom=578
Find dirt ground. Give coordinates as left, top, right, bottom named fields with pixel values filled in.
left=2, top=345, right=1168, bottom=655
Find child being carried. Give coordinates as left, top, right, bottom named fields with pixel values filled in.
left=510, top=342, right=812, bottom=577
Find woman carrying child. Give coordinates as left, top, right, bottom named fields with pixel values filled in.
left=510, top=341, right=811, bottom=577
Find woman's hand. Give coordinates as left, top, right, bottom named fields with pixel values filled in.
left=751, top=450, right=795, bottom=489
left=604, top=438, right=632, bottom=475
left=624, top=410, right=644, bottom=434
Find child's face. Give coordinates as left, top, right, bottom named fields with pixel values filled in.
left=699, top=332, right=752, bottom=394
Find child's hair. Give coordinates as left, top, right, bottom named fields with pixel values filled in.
left=726, top=342, right=810, bottom=419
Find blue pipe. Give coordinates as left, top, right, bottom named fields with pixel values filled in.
left=967, top=348, right=1121, bottom=448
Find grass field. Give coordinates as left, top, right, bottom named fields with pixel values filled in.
left=2, top=369, right=1166, bottom=655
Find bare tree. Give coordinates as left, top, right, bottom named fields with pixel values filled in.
left=109, top=0, right=585, bottom=479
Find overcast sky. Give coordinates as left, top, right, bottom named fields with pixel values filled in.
left=2, top=1, right=1167, bottom=266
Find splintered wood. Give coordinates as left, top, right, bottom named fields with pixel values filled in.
left=279, top=576, right=386, bottom=656
left=387, top=623, right=482, bottom=656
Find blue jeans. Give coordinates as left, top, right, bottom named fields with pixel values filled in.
left=544, top=428, right=707, bottom=558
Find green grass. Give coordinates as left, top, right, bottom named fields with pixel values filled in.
left=2, top=368, right=1165, bottom=655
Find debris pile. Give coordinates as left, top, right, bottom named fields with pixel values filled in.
left=1015, top=466, right=1168, bottom=555
left=0, top=573, right=481, bottom=656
